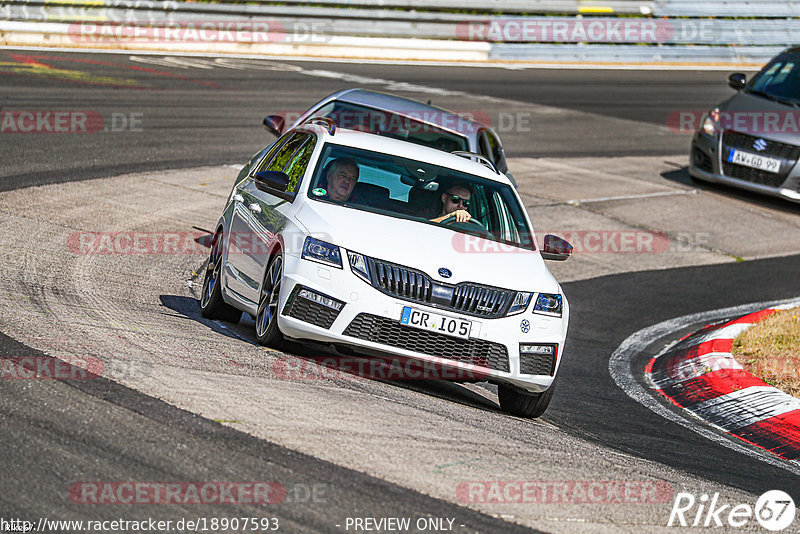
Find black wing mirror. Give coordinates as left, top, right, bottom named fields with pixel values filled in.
left=728, top=73, right=746, bottom=91
left=541, top=234, right=572, bottom=261
left=254, top=170, right=290, bottom=193
left=263, top=115, right=285, bottom=137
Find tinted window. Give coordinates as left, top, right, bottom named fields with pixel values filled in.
left=484, top=130, right=508, bottom=173
left=310, top=101, right=469, bottom=152
left=748, top=56, right=800, bottom=103
left=282, top=136, right=316, bottom=193
left=255, top=132, right=315, bottom=195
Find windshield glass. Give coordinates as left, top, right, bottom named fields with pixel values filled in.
left=307, top=143, right=535, bottom=251
left=748, top=56, right=800, bottom=104
left=309, top=101, right=470, bottom=153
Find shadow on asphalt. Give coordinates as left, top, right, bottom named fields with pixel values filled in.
left=159, top=294, right=505, bottom=417
left=661, top=166, right=800, bottom=215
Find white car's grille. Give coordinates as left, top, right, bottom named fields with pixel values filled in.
left=343, top=313, right=510, bottom=373
left=366, top=257, right=515, bottom=318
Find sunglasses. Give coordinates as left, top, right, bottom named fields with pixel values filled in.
left=446, top=194, right=471, bottom=208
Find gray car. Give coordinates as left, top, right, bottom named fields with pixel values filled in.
left=262, top=88, right=515, bottom=185
left=689, top=47, right=800, bottom=203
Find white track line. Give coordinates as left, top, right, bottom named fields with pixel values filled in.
left=608, top=297, right=800, bottom=475
left=567, top=189, right=698, bottom=205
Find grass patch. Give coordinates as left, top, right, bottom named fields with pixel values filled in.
left=732, top=306, right=800, bottom=398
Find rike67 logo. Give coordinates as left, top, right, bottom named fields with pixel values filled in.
left=668, top=490, right=796, bottom=531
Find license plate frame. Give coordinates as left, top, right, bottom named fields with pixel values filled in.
left=728, top=149, right=781, bottom=173
left=399, top=306, right=472, bottom=340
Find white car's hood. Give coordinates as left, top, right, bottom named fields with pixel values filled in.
left=295, top=200, right=560, bottom=294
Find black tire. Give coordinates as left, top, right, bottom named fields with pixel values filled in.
left=255, top=251, right=285, bottom=348
left=498, top=379, right=557, bottom=418
left=200, top=230, right=242, bottom=323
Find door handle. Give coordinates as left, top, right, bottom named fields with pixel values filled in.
left=248, top=203, right=262, bottom=213
left=233, top=194, right=244, bottom=203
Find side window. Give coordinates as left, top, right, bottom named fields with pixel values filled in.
left=283, top=135, right=316, bottom=193
left=252, top=132, right=315, bottom=199
left=263, top=133, right=310, bottom=174
left=485, top=130, right=508, bottom=173
left=490, top=191, right=520, bottom=244
left=477, top=131, right=494, bottom=164
left=251, top=133, right=293, bottom=176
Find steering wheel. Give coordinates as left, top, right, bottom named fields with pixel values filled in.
left=439, top=214, right=489, bottom=234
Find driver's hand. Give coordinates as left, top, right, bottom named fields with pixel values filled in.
left=451, top=209, right=471, bottom=223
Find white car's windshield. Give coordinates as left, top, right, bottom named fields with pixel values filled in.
left=307, top=143, right=535, bottom=251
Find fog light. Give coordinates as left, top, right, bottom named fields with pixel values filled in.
left=298, top=288, right=344, bottom=311
left=519, top=344, right=557, bottom=356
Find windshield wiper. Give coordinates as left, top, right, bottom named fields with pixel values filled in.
left=747, top=89, right=799, bottom=107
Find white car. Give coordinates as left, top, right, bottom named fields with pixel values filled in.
left=201, top=119, right=571, bottom=417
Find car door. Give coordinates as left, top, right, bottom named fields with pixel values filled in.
left=225, top=132, right=316, bottom=304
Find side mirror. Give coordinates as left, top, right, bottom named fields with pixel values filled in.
left=254, top=170, right=290, bottom=193
left=541, top=234, right=572, bottom=261
left=263, top=115, right=285, bottom=137
left=728, top=73, right=746, bottom=91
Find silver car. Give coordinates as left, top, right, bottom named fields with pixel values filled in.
left=689, top=47, right=800, bottom=203
left=262, top=88, right=515, bottom=186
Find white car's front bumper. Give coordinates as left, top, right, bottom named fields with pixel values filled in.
left=275, top=252, right=568, bottom=394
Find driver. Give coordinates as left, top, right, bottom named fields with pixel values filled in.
left=431, top=184, right=472, bottom=223
left=325, top=158, right=360, bottom=202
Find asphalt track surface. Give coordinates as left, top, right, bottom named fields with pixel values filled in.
left=0, top=50, right=735, bottom=189
left=2, top=49, right=800, bottom=531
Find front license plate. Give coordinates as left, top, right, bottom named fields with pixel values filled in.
left=728, top=150, right=781, bottom=173
left=400, top=306, right=472, bottom=339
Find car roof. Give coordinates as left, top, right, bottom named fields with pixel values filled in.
left=332, top=88, right=488, bottom=136
left=297, top=123, right=511, bottom=187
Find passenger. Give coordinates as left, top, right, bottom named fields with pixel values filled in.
left=324, top=158, right=360, bottom=202
left=430, top=184, right=472, bottom=223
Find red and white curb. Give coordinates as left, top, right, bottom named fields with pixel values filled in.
left=646, top=304, right=800, bottom=462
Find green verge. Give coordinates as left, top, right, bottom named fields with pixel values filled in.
left=732, top=306, right=800, bottom=398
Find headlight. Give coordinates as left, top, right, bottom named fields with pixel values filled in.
left=533, top=293, right=562, bottom=317
left=302, top=237, right=342, bottom=268
left=347, top=251, right=372, bottom=282
left=701, top=108, right=720, bottom=136
left=507, top=291, right=532, bottom=316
